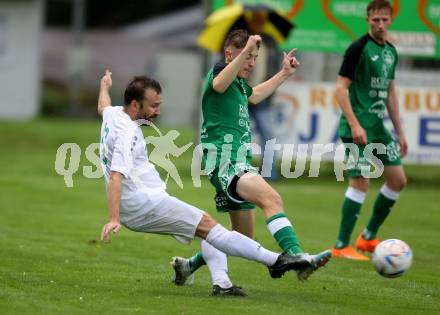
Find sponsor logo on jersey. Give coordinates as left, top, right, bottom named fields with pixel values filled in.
left=368, top=100, right=386, bottom=118
left=239, top=104, right=248, bottom=118
left=371, top=55, right=379, bottom=61
left=381, top=49, right=394, bottom=78
left=378, top=91, right=388, bottom=99
left=382, top=49, right=394, bottom=66
left=382, top=64, right=389, bottom=77
left=240, top=131, right=251, bottom=145
left=370, top=90, right=388, bottom=99
left=371, top=77, right=390, bottom=89
left=369, top=90, right=378, bottom=98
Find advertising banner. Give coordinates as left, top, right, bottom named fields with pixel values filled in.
left=268, top=81, right=440, bottom=164
left=212, top=0, right=440, bottom=57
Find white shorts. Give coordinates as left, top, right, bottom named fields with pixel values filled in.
left=121, top=196, right=204, bottom=244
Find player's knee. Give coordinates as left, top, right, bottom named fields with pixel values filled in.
left=360, top=181, right=370, bottom=192
left=387, top=175, right=407, bottom=192
left=350, top=177, right=369, bottom=192
left=398, top=174, right=407, bottom=191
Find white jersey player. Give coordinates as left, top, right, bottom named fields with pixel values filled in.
left=97, top=70, right=330, bottom=296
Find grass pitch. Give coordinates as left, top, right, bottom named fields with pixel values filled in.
left=0, top=119, right=439, bottom=314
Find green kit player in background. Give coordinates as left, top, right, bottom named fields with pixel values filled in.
left=171, top=30, right=331, bottom=292
left=332, top=0, right=408, bottom=260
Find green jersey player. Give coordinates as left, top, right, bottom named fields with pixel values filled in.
left=171, top=30, right=331, bottom=292
left=332, top=0, right=408, bottom=260
left=97, top=70, right=329, bottom=297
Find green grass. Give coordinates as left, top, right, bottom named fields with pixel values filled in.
left=0, top=119, right=439, bottom=314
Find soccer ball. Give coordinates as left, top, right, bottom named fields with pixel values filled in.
left=372, top=239, right=413, bottom=278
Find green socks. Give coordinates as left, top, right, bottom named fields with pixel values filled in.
left=335, top=187, right=366, bottom=249
left=188, top=252, right=206, bottom=273
left=266, top=213, right=303, bottom=255
left=363, top=185, right=399, bottom=240
left=335, top=185, right=400, bottom=246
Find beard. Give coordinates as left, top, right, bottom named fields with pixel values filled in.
left=136, top=110, right=157, bottom=122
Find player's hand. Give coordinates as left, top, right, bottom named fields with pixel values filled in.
left=101, top=220, right=121, bottom=242
left=398, top=133, right=408, bottom=158
left=351, top=124, right=367, bottom=145
left=244, top=35, right=262, bottom=52
left=100, top=69, right=112, bottom=91
left=282, top=48, right=300, bottom=76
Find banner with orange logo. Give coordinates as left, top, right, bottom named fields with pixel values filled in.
left=213, top=0, right=440, bottom=57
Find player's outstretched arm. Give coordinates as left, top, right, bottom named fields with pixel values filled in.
left=249, top=48, right=299, bottom=104
left=335, top=75, right=367, bottom=145
left=97, top=69, right=113, bottom=116
left=213, top=35, right=261, bottom=93
left=387, top=80, right=408, bottom=157
left=101, top=171, right=122, bottom=241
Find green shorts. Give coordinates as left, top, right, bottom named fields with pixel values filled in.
left=342, top=134, right=401, bottom=177
left=208, top=162, right=258, bottom=212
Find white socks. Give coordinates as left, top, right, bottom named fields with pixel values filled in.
left=200, top=240, right=232, bottom=288
left=380, top=184, right=400, bottom=200
left=346, top=187, right=366, bottom=204
left=205, top=224, right=279, bottom=266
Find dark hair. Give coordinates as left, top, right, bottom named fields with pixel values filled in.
left=367, top=0, right=392, bottom=16
left=223, top=29, right=249, bottom=51
left=123, top=76, right=162, bottom=106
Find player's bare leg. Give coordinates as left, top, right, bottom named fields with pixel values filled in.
left=383, top=165, right=407, bottom=192
left=349, top=176, right=370, bottom=193
left=229, top=210, right=255, bottom=239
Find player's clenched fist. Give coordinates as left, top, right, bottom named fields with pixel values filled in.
left=244, top=35, right=262, bottom=52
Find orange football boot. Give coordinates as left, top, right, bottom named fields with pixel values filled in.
left=355, top=234, right=380, bottom=253
left=331, top=246, right=369, bottom=261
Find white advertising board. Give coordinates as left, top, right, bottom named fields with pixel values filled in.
left=267, top=82, right=440, bottom=165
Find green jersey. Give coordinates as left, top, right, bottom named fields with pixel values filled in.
left=201, top=61, right=253, bottom=167
left=338, top=34, right=398, bottom=140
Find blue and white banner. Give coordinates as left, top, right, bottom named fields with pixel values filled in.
left=269, top=82, right=440, bottom=165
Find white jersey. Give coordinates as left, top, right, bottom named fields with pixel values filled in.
left=100, top=106, right=167, bottom=221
